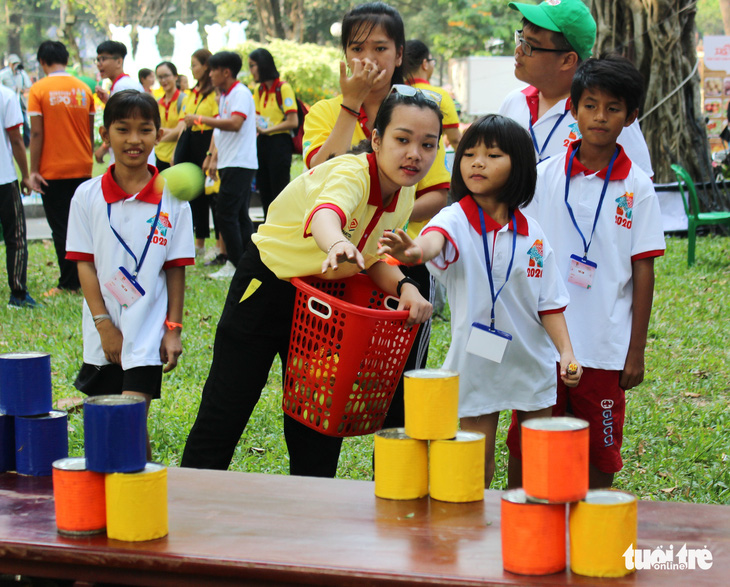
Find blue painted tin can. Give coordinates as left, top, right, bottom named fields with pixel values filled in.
left=15, top=410, right=69, bottom=476
left=84, top=395, right=146, bottom=473
left=0, top=413, right=15, bottom=472
left=0, top=352, right=52, bottom=416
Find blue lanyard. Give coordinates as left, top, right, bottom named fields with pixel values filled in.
left=107, top=199, right=162, bottom=279
left=564, top=146, right=618, bottom=260
left=529, top=108, right=569, bottom=162
left=478, top=208, right=517, bottom=329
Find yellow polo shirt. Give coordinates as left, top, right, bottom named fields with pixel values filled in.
left=409, top=78, right=460, bottom=130
left=155, top=90, right=184, bottom=163
left=181, top=88, right=218, bottom=132
left=253, top=79, right=297, bottom=136
left=253, top=152, right=414, bottom=280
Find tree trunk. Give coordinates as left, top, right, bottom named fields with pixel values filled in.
left=592, top=0, right=729, bottom=208
left=254, top=0, right=286, bottom=40
left=5, top=1, right=22, bottom=57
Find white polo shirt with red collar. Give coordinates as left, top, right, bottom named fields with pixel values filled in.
left=215, top=80, right=257, bottom=170
left=423, top=198, right=569, bottom=416
left=66, top=165, right=195, bottom=369
left=524, top=141, right=666, bottom=370
left=499, top=86, right=654, bottom=177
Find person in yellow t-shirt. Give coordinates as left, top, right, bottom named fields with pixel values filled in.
left=181, top=90, right=441, bottom=478
left=154, top=61, right=184, bottom=172
left=249, top=48, right=299, bottom=219
left=172, top=49, right=221, bottom=259
left=302, top=2, right=450, bottom=430
left=404, top=39, right=461, bottom=149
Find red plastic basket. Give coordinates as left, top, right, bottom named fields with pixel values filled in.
left=283, top=274, right=420, bottom=437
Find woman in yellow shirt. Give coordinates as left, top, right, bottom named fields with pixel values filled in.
left=173, top=49, right=220, bottom=258
left=154, top=61, right=183, bottom=171
left=249, top=48, right=299, bottom=219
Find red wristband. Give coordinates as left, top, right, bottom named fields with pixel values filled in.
left=165, top=318, right=183, bottom=331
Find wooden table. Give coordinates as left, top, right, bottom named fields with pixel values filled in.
left=1, top=468, right=728, bottom=586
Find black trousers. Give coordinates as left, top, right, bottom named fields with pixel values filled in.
left=0, top=181, right=28, bottom=297
left=256, top=133, right=293, bottom=219
left=216, top=167, right=255, bottom=266
left=181, top=242, right=344, bottom=477
left=41, top=177, right=88, bottom=291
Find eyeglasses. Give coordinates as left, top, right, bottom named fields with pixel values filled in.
left=514, top=30, right=568, bottom=57
left=391, top=84, right=442, bottom=106
left=95, top=55, right=118, bottom=64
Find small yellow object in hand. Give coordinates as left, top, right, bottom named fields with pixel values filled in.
left=567, top=363, right=578, bottom=375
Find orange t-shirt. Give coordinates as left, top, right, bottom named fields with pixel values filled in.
left=27, top=72, right=95, bottom=180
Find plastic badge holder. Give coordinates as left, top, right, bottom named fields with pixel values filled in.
left=284, top=274, right=420, bottom=437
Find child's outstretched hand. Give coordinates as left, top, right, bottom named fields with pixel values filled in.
left=559, top=355, right=582, bottom=388
left=160, top=329, right=182, bottom=373
left=378, top=229, right=423, bottom=265
left=321, top=239, right=365, bottom=274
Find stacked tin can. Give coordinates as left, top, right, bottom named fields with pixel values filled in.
left=374, top=369, right=486, bottom=503
left=0, top=352, right=68, bottom=476
left=501, top=416, right=638, bottom=578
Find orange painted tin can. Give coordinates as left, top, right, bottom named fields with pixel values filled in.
left=52, top=457, right=106, bottom=536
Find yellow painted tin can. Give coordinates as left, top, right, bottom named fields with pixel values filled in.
left=429, top=431, right=485, bottom=503
left=374, top=428, right=428, bottom=500
left=403, top=369, right=458, bottom=440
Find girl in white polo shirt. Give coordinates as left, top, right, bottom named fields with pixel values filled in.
left=379, top=114, right=582, bottom=487
left=66, top=90, right=195, bottom=458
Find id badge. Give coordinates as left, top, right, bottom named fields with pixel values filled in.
left=568, top=254, right=597, bottom=289
left=466, top=322, right=512, bottom=363
left=104, top=267, right=145, bottom=308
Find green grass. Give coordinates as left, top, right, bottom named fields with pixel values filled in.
left=2, top=230, right=728, bottom=505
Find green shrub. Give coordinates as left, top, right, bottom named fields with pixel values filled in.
left=232, top=39, right=342, bottom=105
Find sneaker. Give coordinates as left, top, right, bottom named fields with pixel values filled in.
left=43, top=286, right=80, bottom=298
left=204, top=253, right=228, bottom=267
left=8, top=293, right=41, bottom=309
left=207, top=261, right=237, bottom=280
left=195, top=246, right=206, bottom=258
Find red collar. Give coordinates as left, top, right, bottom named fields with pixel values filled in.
left=221, top=80, right=240, bottom=96
left=260, top=78, right=281, bottom=107
left=366, top=152, right=401, bottom=211
left=408, top=78, right=430, bottom=86
left=564, top=140, right=632, bottom=180
left=158, top=89, right=181, bottom=121
left=522, top=85, right=571, bottom=124
left=110, top=73, right=130, bottom=93
left=458, top=196, right=529, bottom=236
left=101, top=165, right=162, bottom=204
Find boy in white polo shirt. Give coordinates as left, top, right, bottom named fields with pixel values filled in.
left=506, top=55, right=666, bottom=488
left=66, top=90, right=195, bottom=457
left=183, top=51, right=257, bottom=279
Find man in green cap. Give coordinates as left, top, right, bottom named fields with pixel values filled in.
left=499, top=0, right=653, bottom=176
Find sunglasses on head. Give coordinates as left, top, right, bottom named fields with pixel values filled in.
left=390, top=84, right=442, bottom=106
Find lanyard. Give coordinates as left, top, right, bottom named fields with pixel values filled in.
left=107, top=199, right=162, bottom=280
left=478, top=208, right=517, bottom=330
left=564, top=146, right=618, bottom=260
left=529, top=108, right=569, bottom=162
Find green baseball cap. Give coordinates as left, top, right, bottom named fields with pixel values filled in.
left=509, top=0, right=596, bottom=61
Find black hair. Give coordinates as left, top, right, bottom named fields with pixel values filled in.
left=341, top=2, right=405, bottom=85
left=248, top=48, right=279, bottom=82
left=37, top=40, right=68, bottom=66
left=571, top=54, right=644, bottom=115
left=138, top=68, right=153, bottom=84
left=450, top=115, right=536, bottom=210
left=103, top=89, right=161, bottom=130
left=96, top=40, right=127, bottom=59
left=360, top=88, right=443, bottom=153
left=208, top=51, right=242, bottom=78
left=191, top=48, right=214, bottom=98
left=155, top=61, right=178, bottom=78
left=522, top=18, right=576, bottom=58
left=404, top=39, right=430, bottom=79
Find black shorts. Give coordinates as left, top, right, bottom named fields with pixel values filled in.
left=74, top=363, right=163, bottom=399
